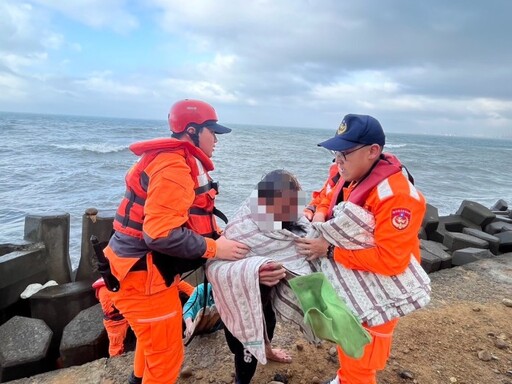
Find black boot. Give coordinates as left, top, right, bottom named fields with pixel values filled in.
left=128, top=371, right=142, bottom=384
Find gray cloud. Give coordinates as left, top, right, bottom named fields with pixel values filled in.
left=0, top=0, right=511, bottom=137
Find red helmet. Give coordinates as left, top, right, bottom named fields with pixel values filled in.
left=168, top=99, right=231, bottom=134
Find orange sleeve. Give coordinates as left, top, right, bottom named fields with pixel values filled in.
left=142, top=152, right=215, bottom=259
left=306, top=178, right=329, bottom=210
left=143, top=152, right=195, bottom=237
left=334, top=190, right=426, bottom=276
left=306, top=164, right=338, bottom=214
left=314, top=185, right=336, bottom=218
left=203, top=238, right=217, bottom=259
left=177, top=280, right=195, bottom=296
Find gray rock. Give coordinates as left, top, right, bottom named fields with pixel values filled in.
left=456, top=200, right=496, bottom=228
left=462, top=228, right=500, bottom=255
left=0, top=316, right=52, bottom=382
left=59, top=304, right=108, bottom=368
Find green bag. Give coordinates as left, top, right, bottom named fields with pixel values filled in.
left=289, top=272, right=372, bottom=359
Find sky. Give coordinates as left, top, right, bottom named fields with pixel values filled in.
left=1, top=0, right=512, bottom=138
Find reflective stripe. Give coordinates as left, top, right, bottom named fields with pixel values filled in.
left=377, top=176, right=422, bottom=202
left=195, top=158, right=209, bottom=188
left=376, top=179, right=393, bottom=200
left=136, top=311, right=178, bottom=323
left=408, top=181, right=421, bottom=201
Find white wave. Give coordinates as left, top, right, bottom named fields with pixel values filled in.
left=51, top=143, right=128, bottom=153
left=385, top=143, right=407, bottom=148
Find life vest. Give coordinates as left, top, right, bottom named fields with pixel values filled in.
left=306, top=164, right=340, bottom=213
left=326, top=163, right=341, bottom=194
left=113, top=138, right=220, bottom=240
left=327, top=153, right=403, bottom=216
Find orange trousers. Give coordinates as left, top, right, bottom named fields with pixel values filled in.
left=97, top=286, right=129, bottom=357
left=111, top=271, right=184, bottom=384
left=337, top=318, right=399, bottom=384
left=132, top=279, right=195, bottom=380
left=103, top=318, right=129, bottom=357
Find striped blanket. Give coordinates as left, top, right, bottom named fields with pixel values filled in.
left=206, top=200, right=431, bottom=364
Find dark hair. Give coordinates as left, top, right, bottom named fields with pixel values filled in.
left=257, top=169, right=301, bottom=201
left=171, top=123, right=206, bottom=146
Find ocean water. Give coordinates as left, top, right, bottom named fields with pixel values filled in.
left=1, top=112, right=511, bottom=269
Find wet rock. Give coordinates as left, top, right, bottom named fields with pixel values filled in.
left=273, top=373, right=289, bottom=383
left=180, top=366, right=193, bottom=378
left=398, top=370, right=415, bottom=379
left=502, top=298, right=512, bottom=307
left=495, top=338, right=509, bottom=349
left=477, top=350, right=492, bottom=361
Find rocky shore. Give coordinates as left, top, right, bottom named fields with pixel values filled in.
left=8, top=253, right=512, bottom=384
left=2, top=198, right=512, bottom=383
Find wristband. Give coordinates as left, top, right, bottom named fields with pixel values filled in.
left=327, top=244, right=335, bottom=259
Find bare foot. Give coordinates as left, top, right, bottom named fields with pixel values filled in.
left=266, top=347, right=292, bottom=363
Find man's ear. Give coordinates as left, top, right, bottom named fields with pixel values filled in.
left=186, top=126, right=196, bottom=135
left=369, top=144, right=381, bottom=159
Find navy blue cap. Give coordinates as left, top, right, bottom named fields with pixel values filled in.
left=318, top=114, right=385, bottom=151
left=202, top=120, right=232, bottom=134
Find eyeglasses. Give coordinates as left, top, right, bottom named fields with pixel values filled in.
left=331, top=144, right=370, bottom=161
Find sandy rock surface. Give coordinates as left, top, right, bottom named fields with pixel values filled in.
left=8, top=254, right=512, bottom=384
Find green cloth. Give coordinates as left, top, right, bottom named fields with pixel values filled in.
left=289, top=272, right=372, bottom=359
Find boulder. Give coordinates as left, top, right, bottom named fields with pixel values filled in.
left=0, top=244, right=48, bottom=310
left=0, top=316, right=52, bottom=382
left=29, top=281, right=96, bottom=355
left=420, top=240, right=452, bottom=270
left=451, top=248, right=494, bottom=266
left=462, top=228, right=500, bottom=255
left=495, top=231, right=512, bottom=253
left=456, top=200, right=496, bottom=228
left=443, top=232, right=489, bottom=253
left=59, top=304, right=108, bottom=368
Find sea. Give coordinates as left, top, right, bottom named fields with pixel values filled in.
left=1, top=112, right=511, bottom=270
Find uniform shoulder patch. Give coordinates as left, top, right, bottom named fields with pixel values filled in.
left=391, top=208, right=411, bottom=230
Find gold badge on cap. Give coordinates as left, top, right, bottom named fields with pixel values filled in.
left=337, top=121, right=347, bottom=135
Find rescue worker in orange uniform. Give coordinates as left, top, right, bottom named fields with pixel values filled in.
left=296, top=114, right=426, bottom=384
left=103, top=99, right=251, bottom=384
left=130, top=279, right=196, bottom=384
left=303, top=162, right=339, bottom=221
left=93, top=277, right=194, bottom=361
left=92, top=277, right=129, bottom=357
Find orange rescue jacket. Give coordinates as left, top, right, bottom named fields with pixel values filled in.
left=322, top=154, right=426, bottom=276
left=106, top=138, right=219, bottom=283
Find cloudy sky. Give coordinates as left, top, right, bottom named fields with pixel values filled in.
left=1, top=0, right=511, bottom=137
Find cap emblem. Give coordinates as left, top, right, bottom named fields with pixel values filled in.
left=337, top=121, right=347, bottom=135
